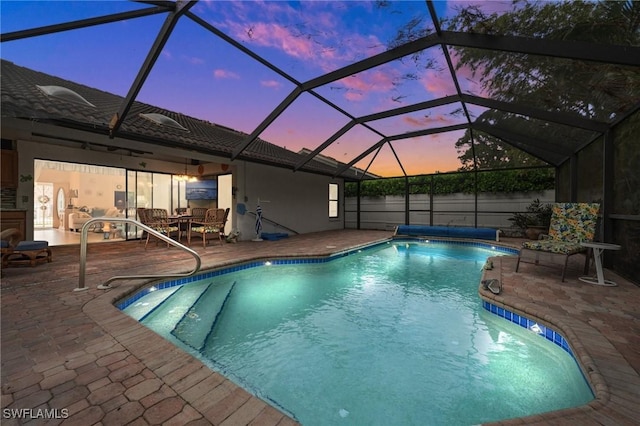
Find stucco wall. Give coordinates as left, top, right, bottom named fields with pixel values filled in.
left=235, top=162, right=344, bottom=240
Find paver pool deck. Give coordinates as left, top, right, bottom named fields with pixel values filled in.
left=1, top=230, right=638, bottom=425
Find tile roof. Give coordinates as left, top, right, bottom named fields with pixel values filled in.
left=1, top=59, right=369, bottom=179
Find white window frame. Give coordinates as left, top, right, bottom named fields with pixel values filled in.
left=329, top=183, right=339, bottom=218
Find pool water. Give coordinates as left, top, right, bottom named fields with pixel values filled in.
left=122, top=242, right=593, bottom=425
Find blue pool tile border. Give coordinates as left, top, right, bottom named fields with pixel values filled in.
left=393, top=237, right=519, bottom=255
left=482, top=300, right=574, bottom=357
left=116, top=239, right=516, bottom=310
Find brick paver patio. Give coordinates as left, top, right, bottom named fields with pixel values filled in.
left=1, top=230, right=638, bottom=425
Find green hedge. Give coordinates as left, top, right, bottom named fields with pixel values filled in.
left=344, top=168, right=554, bottom=197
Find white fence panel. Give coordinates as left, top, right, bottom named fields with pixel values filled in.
left=345, top=190, right=554, bottom=231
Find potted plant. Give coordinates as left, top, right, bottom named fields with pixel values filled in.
left=509, top=199, right=553, bottom=239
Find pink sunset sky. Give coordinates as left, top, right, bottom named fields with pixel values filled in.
left=0, top=1, right=512, bottom=177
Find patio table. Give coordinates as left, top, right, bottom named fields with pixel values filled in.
left=169, top=215, right=193, bottom=242
left=579, top=242, right=621, bottom=287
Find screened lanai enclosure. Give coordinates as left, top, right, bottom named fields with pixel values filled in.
left=1, top=1, right=639, bottom=282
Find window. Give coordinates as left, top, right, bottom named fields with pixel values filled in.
left=329, top=183, right=339, bottom=218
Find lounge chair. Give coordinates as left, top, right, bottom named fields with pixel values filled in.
left=1, top=228, right=52, bottom=267
left=515, top=203, right=600, bottom=281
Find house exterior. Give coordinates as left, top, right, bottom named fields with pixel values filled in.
left=1, top=60, right=361, bottom=241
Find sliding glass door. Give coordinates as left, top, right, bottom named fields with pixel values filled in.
left=34, top=159, right=191, bottom=243
left=126, top=170, right=174, bottom=239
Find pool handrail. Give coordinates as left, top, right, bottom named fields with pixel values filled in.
left=76, top=217, right=201, bottom=292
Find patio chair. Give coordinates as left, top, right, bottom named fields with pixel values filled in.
left=190, top=207, right=208, bottom=222
left=216, top=207, right=230, bottom=239
left=188, top=208, right=226, bottom=247
left=143, top=208, right=180, bottom=249
left=1, top=228, right=52, bottom=267
left=136, top=207, right=150, bottom=242
left=515, top=203, right=600, bottom=281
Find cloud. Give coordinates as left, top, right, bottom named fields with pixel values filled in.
left=185, top=56, right=205, bottom=65
left=403, top=114, right=453, bottom=128
left=448, top=52, right=491, bottom=97
left=345, top=91, right=365, bottom=102
left=420, top=69, right=456, bottom=97
left=245, top=22, right=317, bottom=60
left=337, top=67, right=397, bottom=101
left=261, top=80, right=281, bottom=89
left=205, top=1, right=385, bottom=73
left=213, top=69, right=240, bottom=79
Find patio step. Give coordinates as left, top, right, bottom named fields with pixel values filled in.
left=171, top=280, right=236, bottom=351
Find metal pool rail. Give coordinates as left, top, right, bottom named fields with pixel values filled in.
left=75, top=217, right=201, bottom=292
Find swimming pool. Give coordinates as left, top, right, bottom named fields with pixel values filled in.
left=120, top=241, right=593, bottom=425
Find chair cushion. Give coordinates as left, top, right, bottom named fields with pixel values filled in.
left=191, top=226, right=220, bottom=233
left=153, top=226, right=179, bottom=233
left=522, top=240, right=585, bottom=255
left=547, top=203, right=599, bottom=243
left=15, top=241, right=49, bottom=250
left=0, top=240, right=9, bottom=249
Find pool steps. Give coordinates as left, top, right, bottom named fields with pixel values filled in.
left=141, top=281, right=211, bottom=334
left=171, top=280, right=236, bottom=351
left=202, top=281, right=237, bottom=349
left=123, top=286, right=181, bottom=321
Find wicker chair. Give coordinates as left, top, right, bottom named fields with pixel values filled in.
left=142, top=208, right=180, bottom=249
left=188, top=208, right=226, bottom=247
left=190, top=207, right=208, bottom=222
left=136, top=207, right=153, bottom=242
left=216, top=207, right=229, bottom=238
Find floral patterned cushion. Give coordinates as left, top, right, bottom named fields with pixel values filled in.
left=522, top=240, right=586, bottom=255
left=521, top=203, right=599, bottom=255
left=153, top=225, right=179, bottom=234
left=191, top=225, right=220, bottom=233
left=546, top=203, right=599, bottom=243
